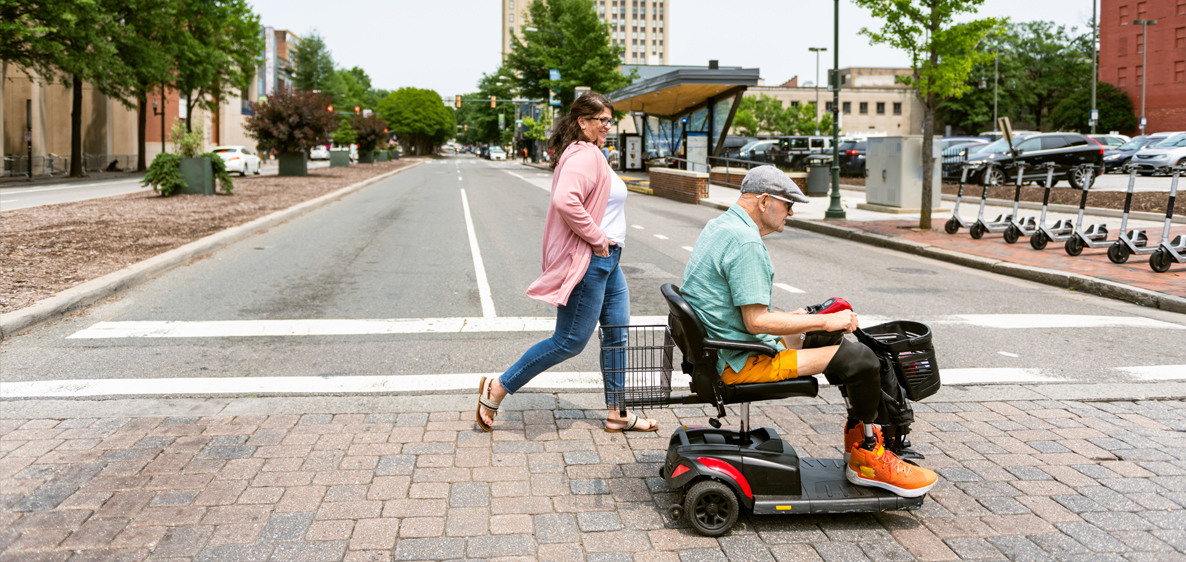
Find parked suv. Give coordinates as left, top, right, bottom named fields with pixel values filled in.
left=1131, top=134, right=1186, bottom=175
left=1102, top=134, right=1173, bottom=173
left=836, top=139, right=867, bottom=176
left=965, top=132, right=1104, bottom=189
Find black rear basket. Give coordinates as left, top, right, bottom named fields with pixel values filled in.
left=858, top=320, right=941, bottom=401
left=599, top=325, right=675, bottom=410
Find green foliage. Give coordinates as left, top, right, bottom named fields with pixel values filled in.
left=379, top=87, right=455, bottom=155
left=174, top=0, right=263, bottom=131
left=331, top=123, right=358, bottom=147
left=335, top=66, right=385, bottom=113
left=292, top=30, right=337, bottom=93
left=1050, top=82, right=1137, bottom=134
left=521, top=113, right=552, bottom=141
left=201, top=152, right=234, bottom=194
left=169, top=122, right=203, bottom=158
left=732, top=96, right=833, bottom=137
left=352, top=114, right=390, bottom=153
left=142, top=152, right=186, bottom=196
left=454, top=65, right=520, bottom=145
left=245, top=85, right=337, bottom=154
left=505, top=0, right=634, bottom=112
left=0, top=0, right=132, bottom=94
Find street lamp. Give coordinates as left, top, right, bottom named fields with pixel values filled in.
left=1090, top=0, right=1098, bottom=134
left=825, top=0, right=845, bottom=220
left=993, top=48, right=999, bottom=131
left=1133, top=19, right=1156, bottom=135
left=809, top=47, right=827, bottom=135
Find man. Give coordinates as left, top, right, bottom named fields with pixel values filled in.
left=680, top=165, right=937, bottom=498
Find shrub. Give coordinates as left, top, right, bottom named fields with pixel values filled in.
left=331, top=123, right=358, bottom=147
left=169, top=123, right=203, bottom=158
left=142, top=153, right=186, bottom=196
left=244, top=84, right=336, bottom=153
left=203, top=152, right=234, bottom=194
left=352, top=114, right=390, bottom=153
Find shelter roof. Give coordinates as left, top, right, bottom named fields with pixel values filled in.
left=607, top=68, right=760, bottom=117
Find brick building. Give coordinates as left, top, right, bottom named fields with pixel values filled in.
left=1100, top=0, right=1186, bottom=133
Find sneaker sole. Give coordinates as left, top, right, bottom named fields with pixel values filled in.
left=845, top=465, right=936, bottom=498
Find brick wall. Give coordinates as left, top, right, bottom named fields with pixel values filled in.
left=1100, top=0, right=1186, bottom=133
left=650, top=168, right=709, bottom=204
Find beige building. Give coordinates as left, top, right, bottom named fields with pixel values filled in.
left=502, top=0, right=669, bottom=65
left=744, top=67, right=923, bottom=137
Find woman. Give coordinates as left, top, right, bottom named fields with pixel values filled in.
left=476, top=92, right=657, bottom=434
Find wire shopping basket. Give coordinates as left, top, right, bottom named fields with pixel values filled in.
left=599, top=325, right=675, bottom=412
left=856, top=320, right=941, bottom=401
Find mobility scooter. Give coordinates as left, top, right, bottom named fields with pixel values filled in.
left=601, top=284, right=942, bottom=536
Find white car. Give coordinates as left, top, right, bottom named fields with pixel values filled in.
left=310, top=146, right=330, bottom=160
left=489, top=147, right=507, bottom=161
left=211, top=146, right=261, bottom=176
left=1131, top=134, right=1186, bottom=175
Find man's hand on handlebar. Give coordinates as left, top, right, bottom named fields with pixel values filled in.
left=822, top=310, right=859, bottom=334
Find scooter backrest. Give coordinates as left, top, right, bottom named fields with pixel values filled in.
left=660, top=283, right=707, bottom=366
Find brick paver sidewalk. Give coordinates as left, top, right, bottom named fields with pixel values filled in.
left=3, top=399, right=1186, bottom=561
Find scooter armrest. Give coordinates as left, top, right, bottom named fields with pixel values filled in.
left=703, top=339, right=779, bottom=357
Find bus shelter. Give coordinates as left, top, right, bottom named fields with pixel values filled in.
left=607, top=66, right=760, bottom=172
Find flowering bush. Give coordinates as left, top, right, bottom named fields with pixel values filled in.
left=352, top=114, right=390, bottom=154
left=244, top=85, right=336, bottom=153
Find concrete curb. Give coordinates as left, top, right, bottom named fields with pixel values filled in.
left=0, top=161, right=426, bottom=340
left=699, top=198, right=1186, bottom=314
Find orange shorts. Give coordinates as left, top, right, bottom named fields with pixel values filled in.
left=722, top=341, right=799, bottom=384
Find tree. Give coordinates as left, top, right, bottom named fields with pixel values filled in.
left=1050, top=82, right=1137, bottom=134
left=291, top=30, right=338, bottom=93
left=379, top=87, right=455, bottom=156
left=505, top=0, right=633, bottom=112
left=244, top=85, right=336, bottom=154
left=853, top=0, right=1002, bottom=230
left=454, top=66, right=518, bottom=146
left=335, top=66, right=384, bottom=112
left=174, top=0, right=263, bottom=132
left=109, top=0, right=184, bottom=171
left=351, top=114, right=389, bottom=154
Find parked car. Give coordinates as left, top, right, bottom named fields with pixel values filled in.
left=489, top=147, right=507, bottom=161
left=837, top=139, right=867, bottom=176
left=941, top=136, right=989, bottom=151
left=775, top=136, right=832, bottom=168
left=210, top=146, right=261, bottom=176
left=1101, top=134, right=1168, bottom=173
left=309, top=146, right=330, bottom=160
left=964, top=132, right=1104, bottom=189
left=941, top=141, right=994, bottom=181
left=1130, top=133, right=1186, bottom=175
left=720, top=136, right=758, bottom=160
left=736, top=140, right=779, bottom=163
left=1089, top=134, right=1129, bottom=148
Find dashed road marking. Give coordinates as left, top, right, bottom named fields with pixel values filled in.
left=774, top=283, right=806, bottom=294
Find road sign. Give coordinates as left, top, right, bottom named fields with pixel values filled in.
left=549, top=69, right=561, bottom=81
left=363, top=109, right=372, bottom=118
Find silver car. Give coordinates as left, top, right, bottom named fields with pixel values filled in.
left=1130, top=134, right=1186, bottom=175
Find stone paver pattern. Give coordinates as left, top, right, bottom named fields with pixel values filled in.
left=3, top=399, right=1186, bottom=561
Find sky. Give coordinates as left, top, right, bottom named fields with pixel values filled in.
left=244, top=0, right=1099, bottom=100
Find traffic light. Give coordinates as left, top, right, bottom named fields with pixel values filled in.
left=327, top=105, right=333, bottom=112
left=455, top=95, right=462, bottom=109
left=354, top=106, right=361, bottom=114
left=490, top=96, right=496, bottom=108
left=464, top=124, right=468, bottom=131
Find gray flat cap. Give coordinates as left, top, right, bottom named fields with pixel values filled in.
left=739, top=165, right=810, bottom=203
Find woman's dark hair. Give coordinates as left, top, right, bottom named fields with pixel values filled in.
left=547, top=92, right=614, bottom=169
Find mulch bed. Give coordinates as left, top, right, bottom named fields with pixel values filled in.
left=0, top=159, right=420, bottom=315
left=840, top=175, right=1171, bottom=214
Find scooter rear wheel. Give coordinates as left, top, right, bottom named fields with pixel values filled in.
left=1065, top=236, right=1084, bottom=256
left=970, top=222, right=986, bottom=240
left=1030, top=231, right=1049, bottom=250
left=1150, top=248, right=1173, bottom=273
left=685, top=480, right=738, bottom=537
left=1108, top=242, right=1130, bottom=264
left=1003, top=225, right=1020, bottom=244
left=944, top=218, right=959, bottom=234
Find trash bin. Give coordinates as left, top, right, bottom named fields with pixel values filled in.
left=807, top=163, right=830, bottom=197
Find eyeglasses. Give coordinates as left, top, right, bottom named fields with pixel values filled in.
left=586, top=117, right=617, bottom=127
left=763, top=193, right=794, bottom=211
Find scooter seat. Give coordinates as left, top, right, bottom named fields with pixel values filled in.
left=719, top=378, right=820, bottom=404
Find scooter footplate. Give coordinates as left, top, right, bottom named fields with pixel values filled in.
left=750, top=458, right=925, bottom=515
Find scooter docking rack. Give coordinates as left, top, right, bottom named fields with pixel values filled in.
left=944, top=162, right=976, bottom=234
left=1149, top=166, right=1185, bottom=273
left=1108, top=165, right=1155, bottom=263
left=1064, top=164, right=1110, bottom=256
left=1003, top=161, right=1038, bottom=244
left=1030, top=162, right=1076, bottom=250
left=969, top=161, right=1014, bottom=240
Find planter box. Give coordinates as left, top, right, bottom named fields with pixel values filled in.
left=329, top=150, right=351, bottom=168
left=178, top=157, right=214, bottom=195
left=358, top=150, right=374, bottom=164
left=376, top=150, right=389, bottom=162
left=390, top=150, right=399, bottom=160
left=278, top=152, right=307, bottom=176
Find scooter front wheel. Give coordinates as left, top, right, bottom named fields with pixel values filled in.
left=685, top=480, right=738, bottom=537
left=1150, top=248, right=1173, bottom=273
left=944, top=218, right=959, bottom=234
left=1030, top=231, right=1049, bottom=250
left=1003, top=225, right=1020, bottom=244
left=1108, top=242, right=1130, bottom=264
left=969, top=222, right=986, bottom=240
left=1065, top=236, right=1084, bottom=256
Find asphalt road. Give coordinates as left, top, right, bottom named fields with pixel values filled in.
left=0, top=161, right=331, bottom=211
left=1, top=154, right=1183, bottom=399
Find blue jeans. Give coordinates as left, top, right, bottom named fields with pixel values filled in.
left=500, top=245, right=630, bottom=404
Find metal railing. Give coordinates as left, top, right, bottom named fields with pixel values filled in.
left=2, top=154, right=136, bottom=179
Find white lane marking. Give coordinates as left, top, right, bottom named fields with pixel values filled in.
left=1117, top=365, right=1186, bottom=380
left=632, top=225, right=645, bottom=230
left=946, top=314, right=1186, bottom=330
left=505, top=171, right=525, bottom=179
left=460, top=188, right=496, bottom=318
left=654, top=234, right=668, bottom=240
left=458, top=177, right=462, bottom=181
left=0, top=199, right=16, bottom=204
left=0, top=180, right=144, bottom=195
left=931, top=368, right=1063, bottom=385
left=67, top=316, right=672, bottom=339
left=501, top=170, right=550, bottom=192
left=774, top=283, right=805, bottom=294
left=998, top=351, right=1020, bottom=358
left=682, top=246, right=694, bottom=252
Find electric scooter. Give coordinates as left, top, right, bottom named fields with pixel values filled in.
left=1150, top=166, right=1186, bottom=273
left=969, top=161, right=1015, bottom=240
left=944, top=162, right=976, bottom=234
left=1002, top=161, right=1038, bottom=244
left=1029, top=162, right=1078, bottom=250
left=1063, top=164, right=1111, bottom=256
left=1107, top=166, right=1154, bottom=264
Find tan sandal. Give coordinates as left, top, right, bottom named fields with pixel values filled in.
left=605, top=412, right=659, bottom=433
left=475, top=377, right=500, bottom=432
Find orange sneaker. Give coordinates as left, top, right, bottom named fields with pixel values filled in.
left=843, top=422, right=883, bottom=463
left=846, top=443, right=938, bottom=497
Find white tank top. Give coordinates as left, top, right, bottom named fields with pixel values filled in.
left=600, top=166, right=628, bottom=246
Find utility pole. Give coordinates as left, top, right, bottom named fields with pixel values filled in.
left=825, top=0, right=845, bottom=220
left=993, top=49, right=999, bottom=131
left=1133, top=19, right=1156, bottom=135
left=1090, top=0, right=1098, bottom=134
left=809, top=47, right=826, bottom=135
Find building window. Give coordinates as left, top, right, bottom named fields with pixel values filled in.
left=1137, top=65, right=1143, bottom=86
left=1137, top=1, right=1146, bottom=18
left=859, top=102, right=868, bottom=114
left=791, top=101, right=800, bottom=107
left=893, top=102, right=902, bottom=115
left=1120, top=5, right=1129, bottom=25
left=1119, top=67, right=1127, bottom=86
left=509, top=0, right=513, bottom=7
left=1179, top=0, right=1186, bottom=15
left=842, top=101, right=851, bottom=114
left=1177, top=27, right=1185, bottom=48
left=825, top=101, right=834, bottom=112
left=1138, top=33, right=1144, bottom=53
left=876, top=102, right=885, bottom=115
left=509, top=26, right=513, bottom=36
left=509, top=14, right=513, bottom=22
left=1177, top=61, right=1186, bottom=82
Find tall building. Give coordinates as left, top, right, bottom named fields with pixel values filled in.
left=502, top=0, right=669, bottom=65
left=1099, top=0, right=1186, bottom=132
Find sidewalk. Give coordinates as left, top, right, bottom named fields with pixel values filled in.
left=4, top=386, right=1186, bottom=561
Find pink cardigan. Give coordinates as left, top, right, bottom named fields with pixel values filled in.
left=526, top=141, right=614, bottom=307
